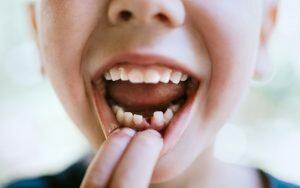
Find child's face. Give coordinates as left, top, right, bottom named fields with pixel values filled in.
left=36, top=0, right=273, bottom=182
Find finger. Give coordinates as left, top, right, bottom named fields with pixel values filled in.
left=81, top=128, right=136, bottom=188
left=110, top=129, right=163, bottom=188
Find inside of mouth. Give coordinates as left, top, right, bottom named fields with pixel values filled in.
left=107, top=96, right=186, bottom=118
left=106, top=81, right=187, bottom=117
left=106, top=82, right=188, bottom=131
left=94, top=64, right=198, bottom=131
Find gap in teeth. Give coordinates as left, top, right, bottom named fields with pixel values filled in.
left=111, top=102, right=180, bottom=129
left=104, top=65, right=189, bottom=84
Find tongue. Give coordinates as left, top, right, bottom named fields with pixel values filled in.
left=107, top=81, right=186, bottom=112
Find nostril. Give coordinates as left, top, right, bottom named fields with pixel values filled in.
left=155, top=13, right=169, bottom=24
left=118, top=10, right=133, bottom=21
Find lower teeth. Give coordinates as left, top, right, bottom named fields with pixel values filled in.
left=111, top=103, right=180, bottom=129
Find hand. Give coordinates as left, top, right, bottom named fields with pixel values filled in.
left=81, top=128, right=163, bottom=188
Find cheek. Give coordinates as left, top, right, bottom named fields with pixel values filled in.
left=152, top=3, right=263, bottom=176
left=186, top=1, right=262, bottom=123
left=37, top=0, right=109, bottom=146
left=39, top=0, right=102, bottom=92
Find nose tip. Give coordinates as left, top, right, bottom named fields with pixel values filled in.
left=108, top=0, right=185, bottom=27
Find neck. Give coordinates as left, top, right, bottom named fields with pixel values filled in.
left=152, top=145, right=267, bottom=188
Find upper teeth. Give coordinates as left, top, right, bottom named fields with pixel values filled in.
left=104, top=66, right=189, bottom=84
left=110, top=68, right=121, bottom=81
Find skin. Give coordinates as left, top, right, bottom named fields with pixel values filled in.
left=31, top=0, right=277, bottom=187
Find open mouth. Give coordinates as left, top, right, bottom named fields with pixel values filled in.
left=91, top=54, right=200, bottom=153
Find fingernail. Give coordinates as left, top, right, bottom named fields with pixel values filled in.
left=121, top=128, right=136, bottom=137
left=146, top=129, right=162, bottom=138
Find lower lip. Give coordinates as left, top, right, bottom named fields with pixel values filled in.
left=91, top=79, right=200, bottom=156
left=160, top=85, right=199, bottom=155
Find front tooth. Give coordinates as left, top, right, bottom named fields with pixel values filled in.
left=128, top=69, right=144, bottom=83
left=110, top=68, right=121, bottom=81
left=170, top=71, right=182, bottom=84
left=133, top=114, right=143, bottom=125
left=160, top=69, right=172, bottom=83
left=116, top=108, right=124, bottom=124
left=145, top=69, right=160, bottom=83
left=119, top=67, right=128, bottom=81
left=124, top=112, right=133, bottom=126
left=181, top=74, right=188, bottom=81
left=152, top=111, right=164, bottom=127
left=104, top=72, right=112, bottom=80
left=164, top=109, right=173, bottom=124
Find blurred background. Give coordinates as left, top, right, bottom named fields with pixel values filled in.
left=0, top=0, right=300, bottom=187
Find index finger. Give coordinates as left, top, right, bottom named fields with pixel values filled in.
left=81, top=128, right=136, bottom=188
left=109, top=129, right=163, bottom=188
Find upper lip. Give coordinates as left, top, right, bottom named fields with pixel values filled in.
left=92, top=52, right=198, bottom=82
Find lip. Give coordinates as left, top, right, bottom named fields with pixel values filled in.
left=91, top=52, right=201, bottom=155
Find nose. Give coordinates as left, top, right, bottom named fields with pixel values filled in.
left=108, top=0, right=185, bottom=27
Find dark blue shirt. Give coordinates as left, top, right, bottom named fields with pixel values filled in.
left=5, top=160, right=300, bottom=188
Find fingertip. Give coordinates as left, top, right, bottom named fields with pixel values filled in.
left=135, top=129, right=164, bottom=149
left=142, top=130, right=163, bottom=145
left=144, top=129, right=162, bottom=138
left=109, top=127, right=136, bottom=138
left=121, top=127, right=136, bottom=137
